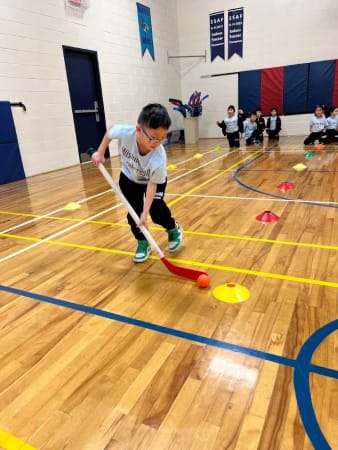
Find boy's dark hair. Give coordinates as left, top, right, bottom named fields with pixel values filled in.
left=250, top=111, right=257, bottom=117
left=315, top=104, right=323, bottom=111
left=255, top=107, right=262, bottom=113
left=227, top=105, right=236, bottom=111
left=328, top=106, right=337, bottom=115
left=270, top=107, right=278, bottom=113
left=138, top=103, right=171, bottom=129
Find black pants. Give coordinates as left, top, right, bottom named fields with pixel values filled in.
left=119, top=172, right=176, bottom=241
left=227, top=131, right=240, bottom=148
left=304, top=131, right=328, bottom=145
left=327, top=129, right=338, bottom=143
left=245, top=130, right=259, bottom=145
left=255, top=132, right=264, bottom=143
left=267, top=130, right=279, bottom=140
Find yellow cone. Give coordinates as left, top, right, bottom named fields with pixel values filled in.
left=293, top=163, right=307, bottom=171
left=64, top=202, right=81, bottom=211
left=193, top=153, right=203, bottom=159
left=212, top=283, right=250, bottom=304
left=167, top=164, right=177, bottom=170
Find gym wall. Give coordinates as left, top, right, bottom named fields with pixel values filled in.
left=0, top=0, right=180, bottom=177
left=176, top=0, right=338, bottom=138
left=1, top=1, right=337, bottom=178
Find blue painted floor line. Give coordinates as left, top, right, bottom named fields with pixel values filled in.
left=1, top=284, right=338, bottom=381
left=233, top=148, right=338, bottom=209
left=294, top=317, right=338, bottom=450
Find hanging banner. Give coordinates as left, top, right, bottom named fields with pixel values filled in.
left=209, top=11, right=225, bottom=62
left=228, top=7, right=244, bottom=59
left=136, top=3, right=155, bottom=61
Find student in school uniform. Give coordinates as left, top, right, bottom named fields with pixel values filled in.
left=243, top=112, right=258, bottom=145
left=304, top=105, right=328, bottom=145
left=91, top=103, right=183, bottom=263
left=238, top=108, right=246, bottom=125
left=255, top=107, right=265, bottom=143
left=326, top=106, right=338, bottom=143
left=266, top=107, right=282, bottom=140
left=216, top=105, right=244, bottom=149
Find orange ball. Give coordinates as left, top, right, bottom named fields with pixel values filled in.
left=316, top=143, right=324, bottom=150
left=197, top=274, right=211, bottom=288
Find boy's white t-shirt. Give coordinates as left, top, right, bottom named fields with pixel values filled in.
left=309, top=116, right=328, bottom=132
left=327, top=116, right=338, bottom=130
left=223, top=115, right=239, bottom=133
left=269, top=116, right=277, bottom=130
left=107, top=125, right=167, bottom=184
left=243, top=120, right=257, bottom=139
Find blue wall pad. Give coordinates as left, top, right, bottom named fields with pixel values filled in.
left=307, top=60, right=336, bottom=111
left=0, top=101, right=25, bottom=184
left=238, top=70, right=261, bottom=114
left=284, top=64, right=309, bottom=114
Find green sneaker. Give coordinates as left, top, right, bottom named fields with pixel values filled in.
left=167, top=223, right=183, bottom=252
left=133, top=240, right=151, bottom=263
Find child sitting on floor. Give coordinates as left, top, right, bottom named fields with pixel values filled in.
left=304, top=105, right=328, bottom=145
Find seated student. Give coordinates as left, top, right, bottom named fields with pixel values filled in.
left=255, top=107, right=265, bottom=143
left=304, top=105, right=328, bottom=145
left=216, top=105, right=244, bottom=149
left=266, top=107, right=282, bottom=140
left=326, top=106, right=338, bottom=143
left=243, top=112, right=258, bottom=145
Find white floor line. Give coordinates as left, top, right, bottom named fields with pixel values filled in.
left=172, top=147, right=221, bottom=166
left=168, top=152, right=231, bottom=183
left=9, top=142, right=325, bottom=266
left=0, top=149, right=240, bottom=263
left=0, top=204, right=120, bottom=264
left=164, top=193, right=338, bottom=206
left=2, top=149, right=230, bottom=235
left=1, top=188, right=115, bottom=235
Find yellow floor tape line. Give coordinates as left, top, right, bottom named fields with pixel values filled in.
left=1, top=232, right=338, bottom=289
left=0, top=210, right=41, bottom=218
left=0, top=430, right=36, bottom=450
left=184, top=230, right=338, bottom=251
left=1, top=210, right=338, bottom=252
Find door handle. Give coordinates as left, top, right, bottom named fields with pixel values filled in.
left=74, top=108, right=98, bottom=113
left=74, top=101, right=100, bottom=122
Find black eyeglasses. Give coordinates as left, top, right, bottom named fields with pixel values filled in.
left=141, top=126, right=165, bottom=144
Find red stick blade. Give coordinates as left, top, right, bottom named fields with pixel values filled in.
left=161, top=257, right=207, bottom=280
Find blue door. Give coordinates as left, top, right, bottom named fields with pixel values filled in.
left=63, top=46, right=109, bottom=162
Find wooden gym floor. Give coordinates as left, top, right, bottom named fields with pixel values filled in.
left=0, top=136, right=337, bottom=450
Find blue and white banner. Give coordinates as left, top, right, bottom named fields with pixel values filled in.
left=136, top=3, right=155, bottom=61
left=209, top=11, right=225, bottom=62
left=228, top=7, right=244, bottom=59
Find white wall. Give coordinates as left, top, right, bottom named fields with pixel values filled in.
left=176, top=0, right=338, bottom=137
left=1, top=1, right=338, bottom=178
left=0, top=0, right=181, bottom=176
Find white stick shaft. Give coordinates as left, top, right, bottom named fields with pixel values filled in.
left=98, top=163, right=165, bottom=258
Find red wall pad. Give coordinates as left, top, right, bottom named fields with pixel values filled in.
left=261, top=67, right=284, bottom=115
left=332, top=60, right=338, bottom=106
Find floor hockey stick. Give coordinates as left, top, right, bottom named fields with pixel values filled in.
left=88, top=149, right=209, bottom=281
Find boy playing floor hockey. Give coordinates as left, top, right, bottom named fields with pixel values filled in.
left=91, top=104, right=183, bottom=263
